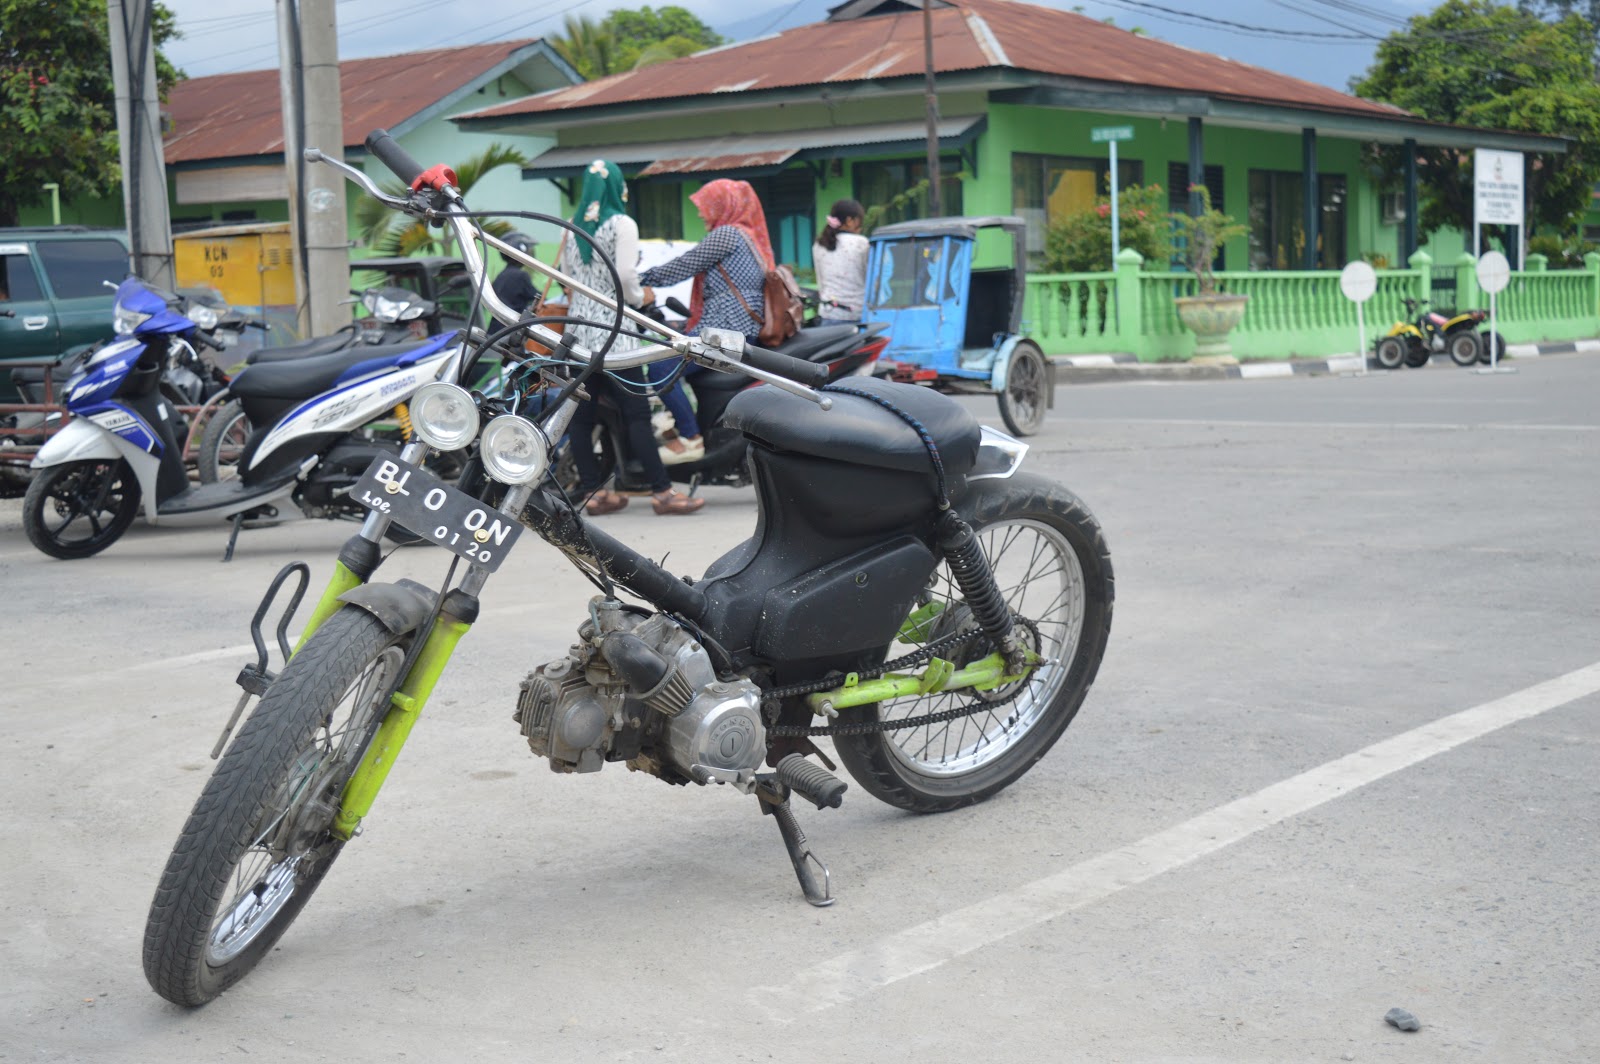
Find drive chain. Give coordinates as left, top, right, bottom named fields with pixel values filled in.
left=765, top=618, right=1039, bottom=738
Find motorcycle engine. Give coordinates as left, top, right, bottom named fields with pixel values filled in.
left=515, top=607, right=766, bottom=788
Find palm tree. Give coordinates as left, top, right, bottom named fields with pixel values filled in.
left=354, top=143, right=528, bottom=257
left=551, top=15, right=619, bottom=80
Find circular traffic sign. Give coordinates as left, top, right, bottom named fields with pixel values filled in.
left=1477, top=251, right=1511, bottom=295
left=1339, top=260, right=1377, bottom=303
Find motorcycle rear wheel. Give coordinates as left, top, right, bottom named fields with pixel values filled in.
left=143, top=608, right=408, bottom=1006
left=198, top=399, right=251, bottom=484
left=832, top=473, right=1114, bottom=812
left=22, top=458, right=141, bottom=559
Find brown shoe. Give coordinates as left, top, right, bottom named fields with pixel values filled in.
left=584, top=490, right=629, bottom=516
left=651, top=490, right=705, bottom=515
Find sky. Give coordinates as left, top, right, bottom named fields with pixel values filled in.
left=160, top=0, right=1434, bottom=92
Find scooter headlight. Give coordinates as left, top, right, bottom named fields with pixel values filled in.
left=113, top=303, right=152, bottom=335
left=187, top=304, right=220, bottom=330
left=410, top=382, right=479, bottom=452
left=479, top=414, right=550, bottom=485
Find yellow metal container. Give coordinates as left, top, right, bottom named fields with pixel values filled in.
left=174, top=222, right=296, bottom=310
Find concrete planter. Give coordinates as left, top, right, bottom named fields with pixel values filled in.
left=1175, top=293, right=1250, bottom=360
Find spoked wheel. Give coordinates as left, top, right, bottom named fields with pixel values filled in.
left=832, top=473, right=1114, bottom=812
left=144, top=608, right=409, bottom=1006
left=1373, top=336, right=1407, bottom=370
left=997, top=340, right=1051, bottom=437
left=198, top=399, right=251, bottom=484
left=1447, top=332, right=1481, bottom=367
left=22, top=458, right=141, bottom=559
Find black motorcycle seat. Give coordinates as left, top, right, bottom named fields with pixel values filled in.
left=230, top=339, right=434, bottom=400
left=770, top=324, right=860, bottom=363
left=245, top=331, right=359, bottom=365
left=723, top=374, right=980, bottom=477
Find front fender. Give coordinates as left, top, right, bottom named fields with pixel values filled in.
left=987, top=335, right=1024, bottom=395
left=31, top=419, right=163, bottom=522
left=338, top=578, right=440, bottom=635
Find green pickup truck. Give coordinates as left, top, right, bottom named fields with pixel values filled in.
left=1, top=227, right=131, bottom=401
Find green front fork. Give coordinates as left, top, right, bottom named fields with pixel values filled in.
left=289, top=560, right=472, bottom=842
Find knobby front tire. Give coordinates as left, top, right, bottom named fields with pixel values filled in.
left=832, top=473, right=1114, bottom=813
left=143, top=608, right=409, bottom=1006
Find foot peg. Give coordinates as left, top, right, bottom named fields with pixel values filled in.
left=775, top=753, right=847, bottom=809
left=757, top=756, right=847, bottom=908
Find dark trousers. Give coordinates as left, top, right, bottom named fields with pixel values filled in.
left=568, top=366, right=671, bottom=494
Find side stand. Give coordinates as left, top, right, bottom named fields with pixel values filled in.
left=754, top=754, right=850, bottom=908
left=221, top=512, right=244, bottom=563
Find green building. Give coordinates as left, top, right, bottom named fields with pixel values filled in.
left=455, top=0, right=1578, bottom=359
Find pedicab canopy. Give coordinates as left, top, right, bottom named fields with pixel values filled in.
left=867, top=216, right=1028, bottom=345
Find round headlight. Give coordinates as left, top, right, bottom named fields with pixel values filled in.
left=187, top=304, right=219, bottom=329
left=479, top=414, right=550, bottom=485
left=410, top=382, right=479, bottom=451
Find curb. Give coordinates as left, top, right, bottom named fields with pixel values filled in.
left=1050, top=338, right=1597, bottom=383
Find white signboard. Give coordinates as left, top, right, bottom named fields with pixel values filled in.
left=1474, top=150, right=1524, bottom=227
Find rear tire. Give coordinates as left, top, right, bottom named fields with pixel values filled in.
left=1448, top=331, right=1480, bottom=367
left=997, top=341, right=1050, bottom=437
left=198, top=399, right=250, bottom=484
left=143, top=608, right=409, bottom=1006
left=831, top=473, right=1114, bottom=812
left=1373, top=336, right=1407, bottom=370
left=1479, top=331, right=1507, bottom=364
left=1403, top=343, right=1431, bottom=368
left=22, top=458, right=141, bottom=559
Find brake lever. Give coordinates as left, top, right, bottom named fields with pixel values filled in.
left=304, top=148, right=411, bottom=211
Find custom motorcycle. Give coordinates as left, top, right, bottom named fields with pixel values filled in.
left=142, top=132, right=1115, bottom=1006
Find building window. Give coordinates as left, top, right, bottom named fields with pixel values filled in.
left=748, top=169, right=818, bottom=269
left=1012, top=153, right=1143, bottom=269
left=854, top=158, right=963, bottom=229
left=631, top=180, right=682, bottom=240
left=1248, top=170, right=1347, bottom=270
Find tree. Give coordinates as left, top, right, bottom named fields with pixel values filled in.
left=552, top=6, right=724, bottom=79
left=1354, top=0, right=1600, bottom=239
left=353, top=143, right=527, bottom=256
left=1519, top=0, right=1600, bottom=55
left=0, top=0, right=182, bottom=226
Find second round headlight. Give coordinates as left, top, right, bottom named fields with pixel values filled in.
left=410, top=382, right=479, bottom=451
left=479, top=414, right=551, bottom=485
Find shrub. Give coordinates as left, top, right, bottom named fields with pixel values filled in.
left=1044, top=183, right=1172, bottom=273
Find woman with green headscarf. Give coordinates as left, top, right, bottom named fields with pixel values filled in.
left=557, top=159, right=703, bottom=516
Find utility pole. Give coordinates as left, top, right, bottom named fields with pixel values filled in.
left=107, top=0, right=174, bottom=287
left=277, top=0, right=350, bottom=337
left=921, top=0, right=942, bottom=217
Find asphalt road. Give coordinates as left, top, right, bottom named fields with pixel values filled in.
left=2, top=356, right=1597, bottom=1062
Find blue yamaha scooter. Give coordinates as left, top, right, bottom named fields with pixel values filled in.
left=23, top=278, right=465, bottom=560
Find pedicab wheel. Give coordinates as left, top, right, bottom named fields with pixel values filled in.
left=1373, top=337, right=1407, bottom=370
left=1448, top=332, right=1481, bottom=367
left=22, top=458, right=141, bottom=560
left=997, top=340, right=1050, bottom=436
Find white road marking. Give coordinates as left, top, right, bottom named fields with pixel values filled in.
left=752, top=661, right=1600, bottom=1017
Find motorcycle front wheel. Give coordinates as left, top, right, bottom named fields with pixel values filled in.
left=22, top=458, right=141, bottom=559
left=832, top=473, right=1114, bottom=813
left=143, top=608, right=409, bottom=1006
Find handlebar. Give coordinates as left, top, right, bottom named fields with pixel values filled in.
left=363, top=129, right=425, bottom=188
left=664, top=295, right=691, bottom=317
left=307, top=140, right=832, bottom=409
left=741, top=341, right=830, bottom=387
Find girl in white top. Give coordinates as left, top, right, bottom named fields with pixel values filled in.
left=812, top=198, right=868, bottom=322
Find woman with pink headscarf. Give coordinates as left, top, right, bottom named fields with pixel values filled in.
left=639, top=179, right=774, bottom=464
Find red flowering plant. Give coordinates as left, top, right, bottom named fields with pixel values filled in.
left=1044, top=182, right=1172, bottom=273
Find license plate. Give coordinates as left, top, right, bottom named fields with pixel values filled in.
left=352, top=456, right=522, bottom=572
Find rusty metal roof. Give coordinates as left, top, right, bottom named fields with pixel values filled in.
left=163, top=40, right=546, bottom=164
left=460, top=0, right=1403, bottom=124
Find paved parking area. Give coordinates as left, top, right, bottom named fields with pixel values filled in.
left=2, top=356, right=1597, bottom=1062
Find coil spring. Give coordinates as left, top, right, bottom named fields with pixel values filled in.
left=394, top=401, right=414, bottom=441
left=940, top=513, right=1013, bottom=646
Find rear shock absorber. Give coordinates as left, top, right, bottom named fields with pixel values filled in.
left=394, top=401, right=414, bottom=441
left=936, top=510, right=1021, bottom=667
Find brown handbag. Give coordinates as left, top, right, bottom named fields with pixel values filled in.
left=524, top=233, right=568, bottom=356
left=717, top=237, right=803, bottom=347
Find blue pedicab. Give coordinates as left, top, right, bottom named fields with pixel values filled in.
left=864, top=215, right=1054, bottom=436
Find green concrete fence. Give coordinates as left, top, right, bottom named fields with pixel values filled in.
left=1022, top=249, right=1600, bottom=361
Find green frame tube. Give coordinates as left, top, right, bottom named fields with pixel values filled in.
left=294, top=561, right=365, bottom=654
left=331, top=615, right=472, bottom=840
left=805, top=649, right=1037, bottom=715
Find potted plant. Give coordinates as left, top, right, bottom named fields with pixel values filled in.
left=1171, top=186, right=1249, bottom=360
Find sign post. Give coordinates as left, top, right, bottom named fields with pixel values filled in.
left=1092, top=126, right=1134, bottom=263
left=1474, top=149, right=1524, bottom=269
left=1339, top=260, right=1377, bottom=377
left=1474, top=250, right=1513, bottom=375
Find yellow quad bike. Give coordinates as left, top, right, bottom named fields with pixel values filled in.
left=1373, top=298, right=1496, bottom=369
